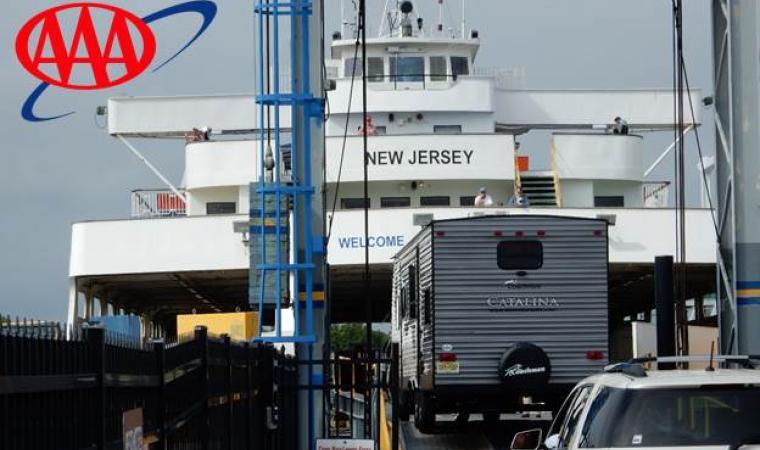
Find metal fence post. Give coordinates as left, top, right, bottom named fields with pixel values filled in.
left=391, top=343, right=399, bottom=450
left=195, top=326, right=210, bottom=450
left=244, top=342, right=252, bottom=450
left=223, top=334, right=233, bottom=450
left=154, top=340, right=167, bottom=450
left=84, top=326, right=106, bottom=450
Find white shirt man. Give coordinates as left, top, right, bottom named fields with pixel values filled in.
left=474, top=187, right=494, bottom=207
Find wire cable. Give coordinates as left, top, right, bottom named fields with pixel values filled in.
left=681, top=54, right=720, bottom=238
left=325, top=29, right=361, bottom=245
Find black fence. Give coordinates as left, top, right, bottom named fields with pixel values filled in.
left=0, top=322, right=298, bottom=450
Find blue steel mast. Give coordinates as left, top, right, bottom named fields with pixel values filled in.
left=252, top=0, right=326, bottom=447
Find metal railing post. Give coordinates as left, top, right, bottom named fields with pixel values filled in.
left=154, top=340, right=167, bottom=450
left=195, top=326, right=210, bottom=450
left=223, top=334, right=233, bottom=450
left=390, top=344, right=399, bottom=450
left=84, top=326, right=106, bottom=450
left=244, top=342, right=253, bottom=449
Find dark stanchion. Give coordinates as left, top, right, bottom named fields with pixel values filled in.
left=391, top=343, right=400, bottom=450
left=154, top=340, right=167, bottom=450
left=655, top=255, right=676, bottom=370
left=223, top=334, right=233, bottom=450
left=195, top=326, right=210, bottom=450
left=84, top=326, right=106, bottom=450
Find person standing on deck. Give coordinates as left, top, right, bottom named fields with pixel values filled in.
left=474, top=187, right=494, bottom=207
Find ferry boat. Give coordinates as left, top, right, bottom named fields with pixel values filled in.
left=67, top=1, right=716, bottom=347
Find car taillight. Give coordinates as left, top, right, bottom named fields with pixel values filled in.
left=439, top=352, right=457, bottom=362
left=586, top=351, right=605, bottom=361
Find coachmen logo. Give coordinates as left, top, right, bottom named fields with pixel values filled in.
left=15, top=1, right=217, bottom=122
left=503, top=364, right=547, bottom=377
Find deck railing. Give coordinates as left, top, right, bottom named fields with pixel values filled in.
left=643, top=181, right=671, bottom=207
left=131, top=189, right=187, bottom=218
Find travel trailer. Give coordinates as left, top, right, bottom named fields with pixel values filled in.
left=392, top=214, right=609, bottom=432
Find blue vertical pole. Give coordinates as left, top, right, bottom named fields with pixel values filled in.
left=256, top=0, right=266, bottom=336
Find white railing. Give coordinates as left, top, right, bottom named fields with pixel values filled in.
left=131, top=189, right=186, bottom=218
left=643, top=182, right=670, bottom=208
left=471, top=66, right=527, bottom=89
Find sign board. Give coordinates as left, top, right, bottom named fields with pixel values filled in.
left=122, top=408, right=144, bottom=450
left=325, top=134, right=515, bottom=183
left=316, top=439, right=374, bottom=450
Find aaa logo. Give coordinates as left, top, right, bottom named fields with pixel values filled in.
left=15, top=1, right=217, bottom=122
left=16, top=3, right=157, bottom=90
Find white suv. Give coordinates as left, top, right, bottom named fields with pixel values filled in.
left=511, top=357, right=760, bottom=450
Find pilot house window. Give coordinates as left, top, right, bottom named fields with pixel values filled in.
left=430, top=56, right=447, bottom=81
left=390, top=56, right=424, bottom=82
left=497, top=240, right=543, bottom=270
left=344, top=57, right=363, bottom=77
left=451, top=56, right=469, bottom=78
left=367, top=57, right=384, bottom=82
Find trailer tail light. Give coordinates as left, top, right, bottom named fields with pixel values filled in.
left=514, top=230, right=524, bottom=237
left=586, top=351, right=605, bottom=361
left=435, top=231, right=446, bottom=237
left=593, top=229, right=604, bottom=236
left=537, top=230, right=546, bottom=237
left=493, top=230, right=503, bottom=237
left=439, top=352, right=457, bottom=362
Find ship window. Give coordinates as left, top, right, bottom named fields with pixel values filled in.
left=341, top=198, right=370, bottom=209
left=451, top=56, right=469, bottom=78
left=344, top=57, right=363, bottom=78
left=430, top=56, right=447, bottom=81
left=421, top=196, right=450, bottom=207
left=381, top=197, right=411, bottom=208
left=390, top=56, right=424, bottom=82
left=367, top=57, right=384, bottom=82
left=374, top=125, right=387, bottom=135
left=434, top=125, right=462, bottom=134
left=460, top=196, right=475, bottom=206
left=497, top=240, right=543, bottom=270
left=594, top=196, right=625, bottom=207
left=206, top=202, right=236, bottom=215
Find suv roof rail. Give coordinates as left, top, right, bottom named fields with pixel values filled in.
left=604, top=362, right=648, bottom=378
left=630, top=355, right=759, bottom=368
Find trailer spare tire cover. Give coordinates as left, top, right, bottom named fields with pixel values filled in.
left=498, top=342, right=551, bottom=392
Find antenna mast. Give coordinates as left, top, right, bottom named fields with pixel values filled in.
left=461, top=0, right=466, bottom=38
left=437, top=0, right=443, bottom=33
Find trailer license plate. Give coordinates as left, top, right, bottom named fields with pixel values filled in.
left=436, top=361, right=459, bottom=374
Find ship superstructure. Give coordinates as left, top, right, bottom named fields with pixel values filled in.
left=67, top=2, right=716, bottom=341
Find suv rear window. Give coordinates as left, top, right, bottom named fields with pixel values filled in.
left=497, top=240, right=543, bottom=270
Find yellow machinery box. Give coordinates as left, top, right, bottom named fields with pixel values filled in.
left=176, top=312, right=259, bottom=342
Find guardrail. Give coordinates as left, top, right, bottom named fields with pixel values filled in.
left=131, top=189, right=186, bottom=218
left=643, top=181, right=670, bottom=207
